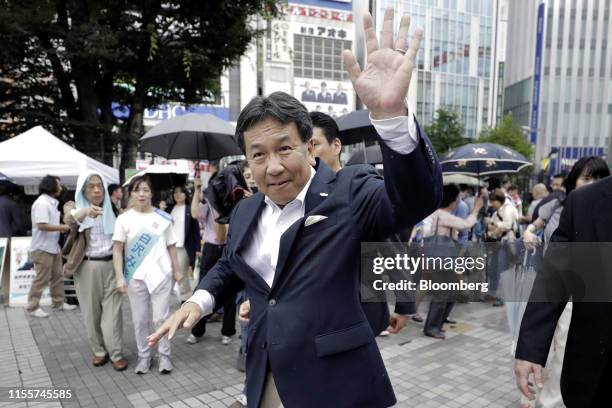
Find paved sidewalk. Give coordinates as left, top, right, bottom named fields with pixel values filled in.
left=0, top=299, right=522, bottom=407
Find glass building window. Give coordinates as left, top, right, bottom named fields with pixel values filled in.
left=293, top=34, right=351, bottom=81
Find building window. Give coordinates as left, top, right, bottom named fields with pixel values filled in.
left=293, top=34, right=352, bottom=81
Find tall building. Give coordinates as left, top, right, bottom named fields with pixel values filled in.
left=504, top=0, right=611, bottom=172
left=376, top=0, right=507, bottom=139
left=225, top=0, right=357, bottom=122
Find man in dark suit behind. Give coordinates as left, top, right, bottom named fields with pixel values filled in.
left=150, top=8, right=442, bottom=407
left=515, top=175, right=612, bottom=407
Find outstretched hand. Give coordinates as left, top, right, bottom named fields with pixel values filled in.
left=147, top=302, right=202, bottom=347
left=342, top=7, right=423, bottom=120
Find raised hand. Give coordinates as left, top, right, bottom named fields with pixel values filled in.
left=342, top=7, right=423, bottom=120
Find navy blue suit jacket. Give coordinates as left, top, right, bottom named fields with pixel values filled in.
left=198, top=122, right=442, bottom=407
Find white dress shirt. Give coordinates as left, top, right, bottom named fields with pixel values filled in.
left=30, top=194, right=61, bottom=254
left=85, top=215, right=114, bottom=257
left=171, top=204, right=186, bottom=248
left=188, top=110, right=420, bottom=315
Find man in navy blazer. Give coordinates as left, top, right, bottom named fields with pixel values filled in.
left=150, top=8, right=442, bottom=407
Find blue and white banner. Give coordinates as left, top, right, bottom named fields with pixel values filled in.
left=530, top=2, right=545, bottom=144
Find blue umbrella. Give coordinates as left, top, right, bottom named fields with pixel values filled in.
left=440, top=143, right=532, bottom=176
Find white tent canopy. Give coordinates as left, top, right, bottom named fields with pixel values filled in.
left=0, top=126, right=119, bottom=193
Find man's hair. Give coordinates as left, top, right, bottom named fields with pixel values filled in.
left=460, top=185, right=475, bottom=195
left=0, top=184, right=10, bottom=196
left=236, top=92, right=312, bottom=152
left=127, top=175, right=154, bottom=196
left=489, top=190, right=507, bottom=204
left=39, top=175, right=59, bottom=196
left=552, top=173, right=565, bottom=180
left=108, top=183, right=121, bottom=196
left=440, top=184, right=460, bottom=208
left=309, top=112, right=340, bottom=145
left=532, top=183, right=548, bottom=197
left=487, top=177, right=501, bottom=190
left=564, top=156, right=610, bottom=194
left=507, top=185, right=519, bottom=192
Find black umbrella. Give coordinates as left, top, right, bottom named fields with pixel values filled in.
left=440, top=143, right=532, bottom=176
left=122, top=165, right=190, bottom=191
left=139, top=113, right=243, bottom=160
left=335, top=109, right=379, bottom=145
left=346, top=145, right=383, bottom=166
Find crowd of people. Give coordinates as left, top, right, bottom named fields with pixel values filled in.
left=0, top=7, right=610, bottom=407
left=0, top=106, right=609, bottom=407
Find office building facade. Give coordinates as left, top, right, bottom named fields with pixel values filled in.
left=504, top=0, right=611, bottom=170
left=376, top=0, right=507, bottom=140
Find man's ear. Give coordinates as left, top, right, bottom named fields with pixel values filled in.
left=307, top=140, right=316, bottom=166
left=332, top=138, right=342, bottom=156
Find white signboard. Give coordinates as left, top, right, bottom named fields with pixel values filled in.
left=9, top=237, right=51, bottom=307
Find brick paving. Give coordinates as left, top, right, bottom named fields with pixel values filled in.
left=0, top=299, right=522, bottom=407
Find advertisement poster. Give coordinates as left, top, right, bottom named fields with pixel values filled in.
left=9, top=237, right=51, bottom=307
left=295, top=78, right=353, bottom=118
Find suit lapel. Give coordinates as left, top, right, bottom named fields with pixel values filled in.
left=233, top=193, right=266, bottom=253
left=231, top=193, right=270, bottom=292
left=304, top=159, right=336, bottom=215
left=272, top=160, right=336, bottom=289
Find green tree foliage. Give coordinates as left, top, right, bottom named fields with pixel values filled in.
left=478, top=114, right=533, bottom=159
left=0, top=0, right=279, bottom=171
left=424, top=108, right=467, bottom=156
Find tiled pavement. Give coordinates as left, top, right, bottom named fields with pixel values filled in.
left=1, top=299, right=522, bottom=407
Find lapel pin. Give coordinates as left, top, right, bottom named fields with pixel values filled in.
left=319, top=192, right=328, bottom=197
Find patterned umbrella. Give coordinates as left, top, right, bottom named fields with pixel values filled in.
left=440, top=143, right=532, bottom=176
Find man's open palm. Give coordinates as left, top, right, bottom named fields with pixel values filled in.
left=343, top=8, right=423, bottom=119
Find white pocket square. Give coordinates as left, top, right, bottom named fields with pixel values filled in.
left=304, top=215, right=328, bottom=227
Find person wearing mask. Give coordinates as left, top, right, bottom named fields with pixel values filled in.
left=28, top=175, right=76, bottom=317
left=423, top=184, right=483, bottom=338
left=112, top=176, right=180, bottom=374
left=166, top=185, right=201, bottom=303
left=63, top=172, right=127, bottom=370
left=515, top=157, right=611, bottom=408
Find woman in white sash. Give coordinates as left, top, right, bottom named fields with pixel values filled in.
left=112, top=176, right=180, bottom=374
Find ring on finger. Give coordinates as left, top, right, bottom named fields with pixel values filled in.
left=394, top=48, right=407, bottom=55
